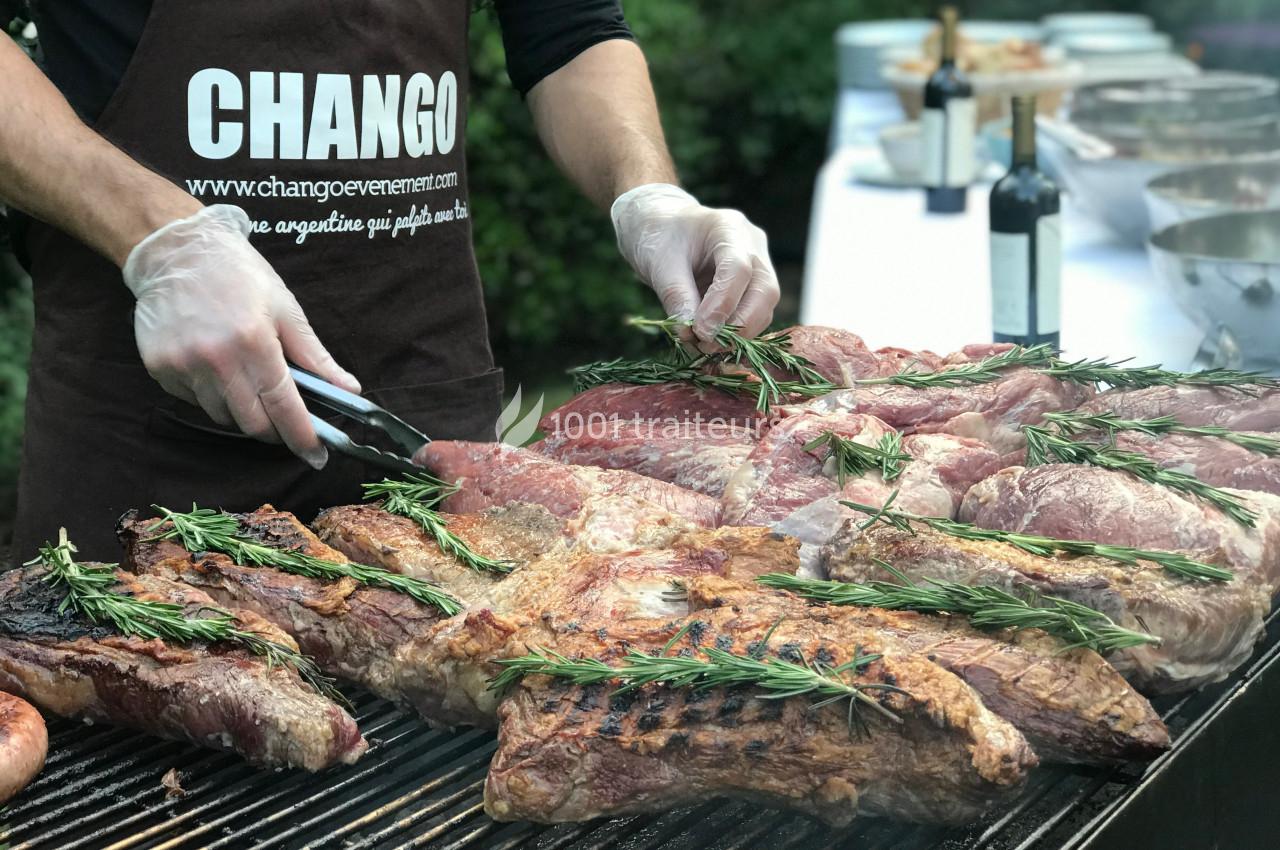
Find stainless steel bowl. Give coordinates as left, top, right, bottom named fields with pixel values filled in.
left=1148, top=210, right=1280, bottom=371
left=1039, top=131, right=1280, bottom=245
left=1144, top=158, right=1280, bottom=232
left=1070, top=73, right=1280, bottom=128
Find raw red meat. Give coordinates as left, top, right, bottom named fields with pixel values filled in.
left=721, top=411, right=1004, bottom=533
left=536, top=419, right=756, bottom=497
left=802, top=369, right=1092, bottom=456
left=1077, top=385, right=1280, bottom=432
left=1108, top=431, right=1280, bottom=496
left=417, top=441, right=723, bottom=529
left=959, top=464, right=1280, bottom=593
left=538, top=383, right=766, bottom=436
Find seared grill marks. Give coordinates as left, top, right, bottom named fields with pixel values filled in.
left=488, top=608, right=1036, bottom=826
left=314, top=500, right=1165, bottom=772
left=0, top=565, right=366, bottom=771
left=685, top=576, right=1169, bottom=764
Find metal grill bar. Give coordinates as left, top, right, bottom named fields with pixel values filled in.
left=5, top=605, right=1278, bottom=850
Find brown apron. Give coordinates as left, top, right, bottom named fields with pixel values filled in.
left=15, top=0, right=501, bottom=560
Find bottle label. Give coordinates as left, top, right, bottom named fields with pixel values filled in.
left=990, top=213, right=1062, bottom=336
left=921, top=98, right=976, bottom=188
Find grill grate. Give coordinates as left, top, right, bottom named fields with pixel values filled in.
left=4, top=605, right=1278, bottom=850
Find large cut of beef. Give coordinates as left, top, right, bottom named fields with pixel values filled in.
left=417, top=441, right=724, bottom=529
left=822, top=522, right=1270, bottom=694
left=486, top=604, right=1037, bottom=827
left=537, top=419, right=757, bottom=497
left=685, top=576, right=1168, bottom=764
left=1077, top=385, right=1280, bottom=432
left=0, top=564, right=366, bottom=770
left=317, top=501, right=800, bottom=618
left=959, top=464, right=1280, bottom=594
left=314, top=502, right=565, bottom=604
left=801, top=369, right=1092, bottom=456
left=1104, top=430, right=1280, bottom=496
left=539, top=383, right=766, bottom=436
left=318, top=501, right=1164, bottom=768
left=118, top=507, right=500, bottom=728
left=720, top=410, right=1004, bottom=543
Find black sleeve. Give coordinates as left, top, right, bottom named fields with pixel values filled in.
left=493, top=0, right=634, bottom=96
left=29, top=0, right=153, bottom=122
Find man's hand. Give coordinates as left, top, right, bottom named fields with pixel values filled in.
left=611, top=183, right=779, bottom=350
left=123, top=205, right=361, bottom=468
left=524, top=40, right=779, bottom=350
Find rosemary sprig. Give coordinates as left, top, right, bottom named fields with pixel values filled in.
left=1040, top=356, right=1279, bottom=392
left=1042, top=411, right=1280, bottom=456
left=149, top=506, right=463, bottom=615
left=855, top=344, right=1056, bottom=387
left=802, top=430, right=912, bottom=486
left=631, top=316, right=833, bottom=385
left=568, top=356, right=836, bottom=411
left=363, top=476, right=514, bottom=574
left=32, top=529, right=340, bottom=700
left=1022, top=425, right=1257, bottom=527
left=569, top=316, right=840, bottom=412
left=841, top=493, right=1233, bottom=583
left=490, top=638, right=905, bottom=738
left=877, top=431, right=908, bottom=482
left=852, top=343, right=1278, bottom=392
left=757, top=565, right=1159, bottom=654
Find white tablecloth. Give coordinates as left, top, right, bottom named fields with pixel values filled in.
left=803, top=95, right=1204, bottom=368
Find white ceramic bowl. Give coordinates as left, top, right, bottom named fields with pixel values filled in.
left=1043, top=13, right=1153, bottom=40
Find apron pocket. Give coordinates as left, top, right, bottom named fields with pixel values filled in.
left=368, top=367, right=504, bottom=444
left=146, top=398, right=294, bottom=457
left=145, top=367, right=503, bottom=449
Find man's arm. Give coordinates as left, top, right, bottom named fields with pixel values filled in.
left=0, top=36, right=199, bottom=266
left=0, top=38, right=356, bottom=466
left=526, top=39, right=780, bottom=348
left=526, top=39, right=675, bottom=209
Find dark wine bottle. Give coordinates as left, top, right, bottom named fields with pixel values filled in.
left=989, top=95, right=1061, bottom=348
left=922, top=6, right=975, bottom=214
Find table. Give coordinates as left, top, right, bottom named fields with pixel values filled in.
left=803, top=93, right=1204, bottom=368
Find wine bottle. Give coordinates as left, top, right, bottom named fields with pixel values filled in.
left=989, top=95, right=1061, bottom=348
left=922, top=6, right=975, bottom=214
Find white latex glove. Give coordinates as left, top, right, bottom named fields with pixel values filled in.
left=122, top=204, right=360, bottom=469
left=611, top=183, right=780, bottom=350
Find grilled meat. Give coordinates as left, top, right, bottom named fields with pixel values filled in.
left=316, top=500, right=800, bottom=620
left=960, top=464, right=1280, bottom=594
left=685, top=576, right=1169, bottom=764
left=0, top=565, right=366, bottom=770
left=119, top=507, right=494, bottom=728
left=821, top=522, right=1269, bottom=694
left=418, top=441, right=724, bottom=528
left=313, top=502, right=563, bottom=604
left=486, top=605, right=1036, bottom=826
left=802, top=369, right=1092, bottom=456
left=315, top=499, right=1163, bottom=766
left=481, top=531, right=799, bottom=626
left=537, top=420, right=757, bottom=497
left=1077, top=385, right=1280, bottom=432
left=0, top=691, right=46, bottom=803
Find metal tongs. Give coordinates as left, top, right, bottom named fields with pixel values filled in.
left=290, top=366, right=429, bottom=474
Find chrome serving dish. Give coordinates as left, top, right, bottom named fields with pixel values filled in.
left=1148, top=209, right=1280, bottom=371
left=1144, top=157, right=1280, bottom=233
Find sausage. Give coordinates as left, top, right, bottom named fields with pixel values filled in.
left=0, top=690, right=47, bottom=803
